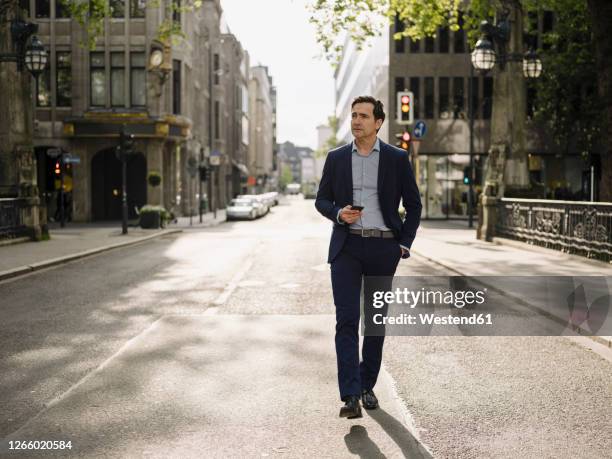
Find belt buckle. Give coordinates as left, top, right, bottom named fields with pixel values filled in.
left=361, top=228, right=372, bottom=238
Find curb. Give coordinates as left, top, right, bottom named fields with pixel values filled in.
left=491, top=236, right=612, bottom=269
left=0, top=229, right=183, bottom=282
left=410, top=248, right=612, bottom=349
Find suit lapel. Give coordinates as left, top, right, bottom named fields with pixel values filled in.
left=343, top=144, right=353, bottom=202
left=377, top=141, right=387, bottom=195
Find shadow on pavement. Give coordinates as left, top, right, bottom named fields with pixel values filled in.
left=366, top=408, right=433, bottom=458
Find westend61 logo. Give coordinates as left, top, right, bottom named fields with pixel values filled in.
left=372, top=287, right=488, bottom=309
left=363, top=276, right=612, bottom=337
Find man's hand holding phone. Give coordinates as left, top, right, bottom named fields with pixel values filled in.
left=339, top=205, right=363, bottom=224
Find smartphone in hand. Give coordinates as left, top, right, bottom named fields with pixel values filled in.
left=350, top=205, right=364, bottom=211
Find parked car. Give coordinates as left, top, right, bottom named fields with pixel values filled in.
left=302, top=182, right=318, bottom=199
left=261, top=191, right=279, bottom=206
left=286, top=183, right=301, bottom=195
left=237, top=194, right=269, bottom=216
left=226, top=198, right=258, bottom=220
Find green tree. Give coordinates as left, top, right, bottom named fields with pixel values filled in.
left=308, top=0, right=612, bottom=201
left=279, top=164, right=294, bottom=190
left=531, top=0, right=601, bottom=178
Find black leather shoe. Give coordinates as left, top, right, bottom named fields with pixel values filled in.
left=361, top=389, right=379, bottom=410
left=339, top=395, right=363, bottom=419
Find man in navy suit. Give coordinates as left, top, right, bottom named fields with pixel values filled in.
left=315, top=96, right=422, bottom=419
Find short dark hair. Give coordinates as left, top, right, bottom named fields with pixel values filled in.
left=351, top=96, right=386, bottom=124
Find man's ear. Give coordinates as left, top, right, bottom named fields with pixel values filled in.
left=375, top=119, right=383, bottom=130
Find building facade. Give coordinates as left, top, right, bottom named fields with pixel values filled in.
left=248, top=65, right=275, bottom=192
left=16, top=0, right=266, bottom=225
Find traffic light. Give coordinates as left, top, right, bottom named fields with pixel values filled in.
left=120, top=130, right=135, bottom=156
left=395, top=130, right=411, bottom=150
left=199, top=166, right=209, bottom=182
left=396, top=91, right=414, bottom=125
left=54, top=161, right=61, bottom=176
left=463, top=166, right=471, bottom=185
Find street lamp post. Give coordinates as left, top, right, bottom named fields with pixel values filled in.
left=469, top=14, right=543, bottom=235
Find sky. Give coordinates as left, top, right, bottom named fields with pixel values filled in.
left=220, top=0, right=335, bottom=149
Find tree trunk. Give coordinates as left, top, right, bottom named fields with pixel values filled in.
left=492, top=0, right=530, bottom=197
left=0, top=0, right=41, bottom=238
left=587, top=0, right=612, bottom=202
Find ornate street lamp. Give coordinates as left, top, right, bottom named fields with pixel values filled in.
left=0, top=20, right=48, bottom=78
left=471, top=37, right=496, bottom=72
left=24, top=36, right=48, bottom=78
left=470, top=17, right=543, bottom=80
left=522, top=49, right=543, bottom=79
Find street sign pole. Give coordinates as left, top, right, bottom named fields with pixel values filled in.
left=60, top=154, right=65, bottom=228
left=121, top=126, right=128, bottom=235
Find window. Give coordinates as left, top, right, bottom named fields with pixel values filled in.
left=542, top=11, right=554, bottom=51
left=36, top=66, right=51, bottom=107
left=409, top=38, right=420, bottom=53
left=425, top=36, right=434, bottom=53
left=130, top=52, right=146, bottom=106
left=110, top=0, right=124, bottom=18
left=439, top=27, right=449, bottom=53
left=409, top=77, right=420, bottom=119
left=130, top=0, right=145, bottom=18
left=20, top=0, right=30, bottom=17
left=214, top=100, right=220, bottom=139
left=454, top=13, right=466, bottom=53
left=55, top=0, right=69, bottom=18
left=524, top=11, right=539, bottom=50
left=453, top=77, right=464, bottom=118
left=439, top=77, right=449, bottom=118
left=213, top=53, right=220, bottom=85
left=90, top=52, right=106, bottom=107
left=483, top=77, right=493, bottom=119
left=394, top=16, right=405, bottom=53
left=424, top=77, right=434, bottom=118
left=56, top=51, right=71, bottom=107
left=526, top=84, right=537, bottom=118
left=172, top=59, right=181, bottom=114
left=111, top=52, right=125, bottom=107
left=172, top=0, right=181, bottom=26
left=469, top=77, right=479, bottom=119
left=36, top=0, right=50, bottom=18
left=394, top=77, right=405, bottom=115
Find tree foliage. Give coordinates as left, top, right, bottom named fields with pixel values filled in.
left=530, top=0, right=601, bottom=161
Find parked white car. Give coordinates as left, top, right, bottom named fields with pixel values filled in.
left=237, top=194, right=269, bottom=216
left=226, top=198, right=258, bottom=221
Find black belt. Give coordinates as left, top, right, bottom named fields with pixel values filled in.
left=349, top=228, right=395, bottom=238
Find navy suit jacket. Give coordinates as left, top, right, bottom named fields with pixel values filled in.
left=315, top=140, right=422, bottom=264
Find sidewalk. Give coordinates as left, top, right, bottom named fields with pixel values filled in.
left=412, top=219, right=612, bottom=276
left=0, top=210, right=226, bottom=281
left=410, top=220, right=612, bottom=346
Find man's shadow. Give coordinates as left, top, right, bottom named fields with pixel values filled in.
left=344, top=408, right=432, bottom=458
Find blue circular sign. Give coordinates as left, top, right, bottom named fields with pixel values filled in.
left=413, top=121, right=427, bottom=139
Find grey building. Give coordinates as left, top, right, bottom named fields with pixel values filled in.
left=23, top=0, right=250, bottom=223
left=248, top=65, right=275, bottom=193
left=277, top=141, right=313, bottom=185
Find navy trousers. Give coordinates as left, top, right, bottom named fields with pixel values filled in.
left=331, top=233, right=402, bottom=401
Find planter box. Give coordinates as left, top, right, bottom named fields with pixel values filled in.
left=139, top=211, right=161, bottom=229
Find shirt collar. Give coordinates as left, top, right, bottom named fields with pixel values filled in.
left=352, top=137, right=380, bottom=155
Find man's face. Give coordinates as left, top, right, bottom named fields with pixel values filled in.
left=351, top=102, right=382, bottom=140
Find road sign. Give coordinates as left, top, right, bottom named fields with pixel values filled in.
left=63, top=155, right=80, bottom=164
left=210, top=150, right=221, bottom=166
left=413, top=121, right=427, bottom=139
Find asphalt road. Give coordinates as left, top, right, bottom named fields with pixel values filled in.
left=1, top=195, right=611, bottom=458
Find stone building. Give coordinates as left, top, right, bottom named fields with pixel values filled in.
left=18, top=0, right=252, bottom=223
